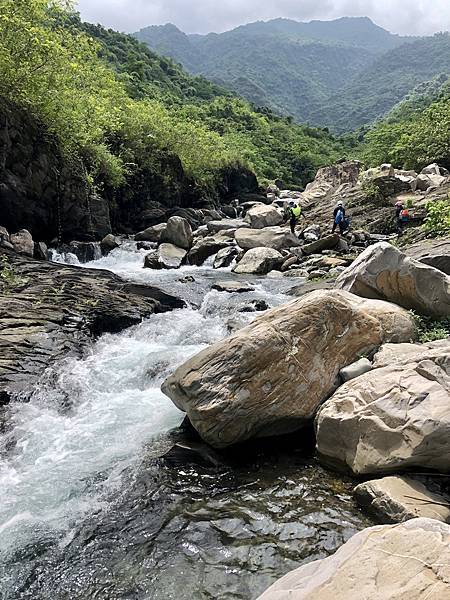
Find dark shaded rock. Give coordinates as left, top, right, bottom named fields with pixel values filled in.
left=212, top=281, right=255, bottom=293
left=301, top=234, right=340, bottom=255
left=136, top=241, right=157, bottom=251
left=213, top=246, right=238, bottom=269
left=0, top=249, right=184, bottom=402
left=238, top=299, right=269, bottom=312
left=135, top=223, right=166, bottom=243
left=34, top=241, right=48, bottom=261
left=188, top=237, right=231, bottom=266
left=67, top=241, right=102, bottom=263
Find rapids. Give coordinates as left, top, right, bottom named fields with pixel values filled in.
left=0, top=243, right=372, bottom=599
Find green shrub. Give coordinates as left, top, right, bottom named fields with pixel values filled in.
left=411, top=311, right=450, bottom=342
left=424, top=198, right=450, bottom=236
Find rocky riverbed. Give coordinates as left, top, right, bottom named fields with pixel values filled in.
left=1, top=157, right=450, bottom=599
left=0, top=243, right=376, bottom=600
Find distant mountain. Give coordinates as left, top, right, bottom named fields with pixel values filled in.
left=133, top=17, right=450, bottom=132
left=312, top=33, right=450, bottom=133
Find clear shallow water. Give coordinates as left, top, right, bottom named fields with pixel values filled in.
left=1, top=243, right=372, bottom=599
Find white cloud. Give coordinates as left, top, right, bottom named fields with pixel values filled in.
left=75, top=0, right=450, bottom=36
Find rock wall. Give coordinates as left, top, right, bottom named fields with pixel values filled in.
left=0, top=98, right=259, bottom=241
left=0, top=99, right=111, bottom=242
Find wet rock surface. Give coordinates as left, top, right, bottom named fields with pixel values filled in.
left=0, top=249, right=183, bottom=401
left=5, top=432, right=372, bottom=600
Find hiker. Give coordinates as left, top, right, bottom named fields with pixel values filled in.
left=332, top=201, right=346, bottom=235
left=287, top=200, right=302, bottom=234
left=395, top=201, right=409, bottom=235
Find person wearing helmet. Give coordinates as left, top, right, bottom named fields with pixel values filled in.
left=287, top=200, right=302, bottom=234
left=395, top=201, right=409, bottom=235
left=332, top=201, right=346, bottom=235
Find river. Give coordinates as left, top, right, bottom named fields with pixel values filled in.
left=0, top=243, right=372, bottom=599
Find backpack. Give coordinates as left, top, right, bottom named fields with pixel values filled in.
left=400, top=209, right=409, bottom=222
left=335, top=209, right=344, bottom=224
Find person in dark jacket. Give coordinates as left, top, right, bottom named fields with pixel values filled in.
left=287, top=200, right=302, bottom=234
left=332, top=201, right=346, bottom=234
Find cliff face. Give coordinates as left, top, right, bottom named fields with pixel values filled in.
left=0, top=100, right=259, bottom=242
left=0, top=100, right=112, bottom=242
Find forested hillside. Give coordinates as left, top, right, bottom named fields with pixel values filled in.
left=362, top=83, right=450, bottom=171
left=0, top=0, right=345, bottom=211
left=313, top=33, right=450, bottom=132
left=135, top=19, right=450, bottom=133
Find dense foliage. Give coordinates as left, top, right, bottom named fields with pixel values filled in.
left=135, top=19, right=450, bottom=133
left=313, top=34, right=450, bottom=133
left=135, top=18, right=397, bottom=127
left=362, top=90, right=450, bottom=171
left=0, top=0, right=344, bottom=196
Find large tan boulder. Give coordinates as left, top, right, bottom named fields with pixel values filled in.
left=162, top=290, right=416, bottom=448
left=336, top=241, right=450, bottom=317
left=10, top=229, right=34, bottom=257
left=257, top=518, right=450, bottom=600
left=315, top=344, right=450, bottom=474
left=354, top=476, right=450, bottom=524
left=233, top=247, right=283, bottom=275
left=245, top=204, right=283, bottom=229
left=235, top=226, right=302, bottom=251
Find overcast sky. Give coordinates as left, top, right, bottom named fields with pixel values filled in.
left=76, top=0, right=450, bottom=36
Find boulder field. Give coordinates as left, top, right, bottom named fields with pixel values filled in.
left=315, top=339, right=450, bottom=475
left=257, top=518, right=450, bottom=600
left=162, top=290, right=416, bottom=448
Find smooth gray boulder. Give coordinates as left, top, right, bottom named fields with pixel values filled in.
left=235, top=227, right=302, bottom=251
left=162, top=290, right=416, bottom=448
left=316, top=345, right=450, bottom=475
left=336, top=241, right=450, bottom=317
left=188, top=236, right=231, bottom=266
left=161, top=216, right=193, bottom=250
left=233, top=247, right=283, bottom=275
left=144, top=243, right=187, bottom=270
left=245, top=204, right=283, bottom=229
left=405, top=239, right=450, bottom=275
left=206, top=219, right=248, bottom=233
left=257, top=518, right=450, bottom=600
left=10, top=229, right=34, bottom=257
left=339, top=357, right=372, bottom=382
left=301, top=234, right=340, bottom=256
left=135, top=223, right=166, bottom=243
left=100, top=234, right=121, bottom=254
left=354, top=476, right=450, bottom=524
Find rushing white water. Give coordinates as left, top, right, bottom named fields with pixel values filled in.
left=0, top=243, right=294, bottom=565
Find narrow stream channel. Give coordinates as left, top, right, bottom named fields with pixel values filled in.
left=0, top=243, right=373, bottom=599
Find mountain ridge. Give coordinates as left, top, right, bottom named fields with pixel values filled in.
left=133, top=17, right=450, bottom=132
